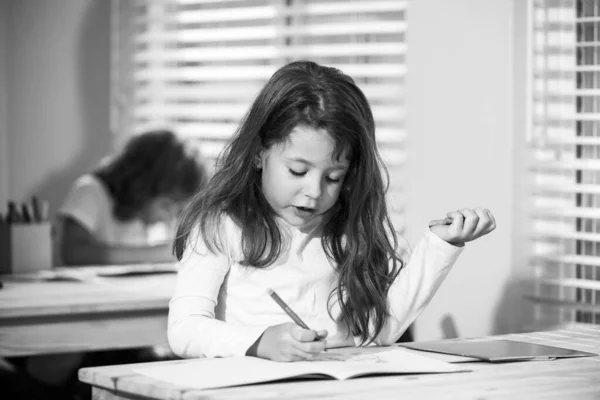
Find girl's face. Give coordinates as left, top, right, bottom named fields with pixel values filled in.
left=259, top=125, right=349, bottom=229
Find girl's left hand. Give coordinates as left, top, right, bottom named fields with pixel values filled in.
left=429, top=208, right=496, bottom=247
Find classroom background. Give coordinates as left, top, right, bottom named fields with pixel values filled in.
left=0, top=0, right=596, bottom=343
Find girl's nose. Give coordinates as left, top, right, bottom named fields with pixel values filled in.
left=304, top=177, right=323, bottom=199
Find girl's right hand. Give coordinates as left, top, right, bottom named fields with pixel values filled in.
left=256, top=322, right=328, bottom=362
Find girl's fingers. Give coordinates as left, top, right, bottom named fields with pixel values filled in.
left=446, top=210, right=464, bottom=235
left=294, top=339, right=326, bottom=357
left=316, top=329, right=328, bottom=339
left=291, top=326, right=319, bottom=342
left=485, top=208, right=497, bottom=229
left=289, top=327, right=327, bottom=359
left=290, top=347, right=317, bottom=361
left=473, top=207, right=491, bottom=233
left=459, top=208, right=479, bottom=236
left=278, top=337, right=321, bottom=361
left=435, top=207, right=496, bottom=245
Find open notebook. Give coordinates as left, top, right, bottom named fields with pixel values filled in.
left=134, top=348, right=468, bottom=390
left=403, top=338, right=598, bottom=362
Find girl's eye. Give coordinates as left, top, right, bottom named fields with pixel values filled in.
left=289, top=169, right=306, bottom=177
left=326, top=176, right=342, bottom=183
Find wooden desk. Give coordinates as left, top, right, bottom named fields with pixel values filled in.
left=79, top=326, right=600, bottom=400
left=0, top=265, right=176, bottom=357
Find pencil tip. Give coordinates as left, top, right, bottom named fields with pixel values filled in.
left=266, top=288, right=274, bottom=295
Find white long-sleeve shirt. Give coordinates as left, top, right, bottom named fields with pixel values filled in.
left=168, top=216, right=463, bottom=358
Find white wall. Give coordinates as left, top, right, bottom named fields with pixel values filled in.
left=406, top=0, right=531, bottom=340
left=2, top=0, right=111, bottom=217
left=509, top=0, right=535, bottom=334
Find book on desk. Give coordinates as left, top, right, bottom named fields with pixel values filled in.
left=130, top=338, right=598, bottom=392
left=131, top=347, right=468, bottom=390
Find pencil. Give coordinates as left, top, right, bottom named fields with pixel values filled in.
left=267, top=288, right=310, bottom=330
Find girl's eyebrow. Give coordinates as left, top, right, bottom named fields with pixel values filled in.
left=286, top=157, right=349, bottom=170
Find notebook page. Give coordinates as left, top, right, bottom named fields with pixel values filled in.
left=134, top=348, right=467, bottom=390
left=311, top=348, right=466, bottom=380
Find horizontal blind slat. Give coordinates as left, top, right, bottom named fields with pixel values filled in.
left=533, top=183, right=600, bottom=194
left=135, top=43, right=407, bottom=62
left=537, top=114, right=600, bottom=121
left=534, top=65, right=600, bottom=73
left=135, top=83, right=404, bottom=102
left=134, top=65, right=406, bottom=81
left=136, top=21, right=407, bottom=44
left=536, top=278, right=600, bottom=291
left=532, top=137, right=600, bottom=146
left=534, top=206, right=600, bottom=219
left=532, top=229, right=600, bottom=242
left=525, top=296, right=600, bottom=312
left=532, top=159, right=600, bottom=171
left=534, top=254, right=600, bottom=267
left=533, top=89, right=600, bottom=96
left=167, top=1, right=407, bottom=23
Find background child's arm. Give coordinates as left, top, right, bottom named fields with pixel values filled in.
left=61, top=217, right=176, bottom=265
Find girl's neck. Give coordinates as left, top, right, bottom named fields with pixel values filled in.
left=275, top=214, right=324, bottom=236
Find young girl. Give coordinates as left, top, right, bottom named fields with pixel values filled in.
left=59, top=129, right=207, bottom=265
left=169, top=61, right=496, bottom=362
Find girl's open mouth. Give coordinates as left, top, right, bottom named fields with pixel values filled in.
left=294, top=206, right=316, bottom=216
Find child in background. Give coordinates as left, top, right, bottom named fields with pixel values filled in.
left=18, top=130, right=207, bottom=399
left=168, top=60, right=496, bottom=362
left=59, top=129, right=207, bottom=265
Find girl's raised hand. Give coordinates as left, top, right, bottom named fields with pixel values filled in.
left=256, top=322, right=327, bottom=362
left=429, top=208, right=496, bottom=247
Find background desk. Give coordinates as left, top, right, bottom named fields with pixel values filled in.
left=80, top=326, right=600, bottom=400
left=0, top=266, right=176, bottom=357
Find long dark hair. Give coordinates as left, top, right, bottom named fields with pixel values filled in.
left=95, top=129, right=207, bottom=221
left=175, top=61, right=403, bottom=344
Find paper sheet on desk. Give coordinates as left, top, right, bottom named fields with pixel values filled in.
left=94, top=263, right=177, bottom=277
left=3, top=263, right=177, bottom=282
left=2, top=263, right=178, bottom=284
left=134, top=348, right=469, bottom=390
left=4, top=269, right=98, bottom=282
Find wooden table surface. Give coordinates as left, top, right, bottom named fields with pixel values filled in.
left=79, top=325, right=600, bottom=400
left=0, top=264, right=176, bottom=357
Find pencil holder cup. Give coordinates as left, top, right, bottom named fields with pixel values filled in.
left=0, top=223, right=53, bottom=274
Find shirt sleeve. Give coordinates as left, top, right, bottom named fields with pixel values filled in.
left=167, top=220, right=270, bottom=358
left=57, top=175, right=105, bottom=234
left=370, top=227, right=464, bottom=345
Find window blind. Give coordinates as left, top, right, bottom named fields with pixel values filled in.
left=111, top=0, right=407, bottom=231
left=529, top=0, right=600, bottom=329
